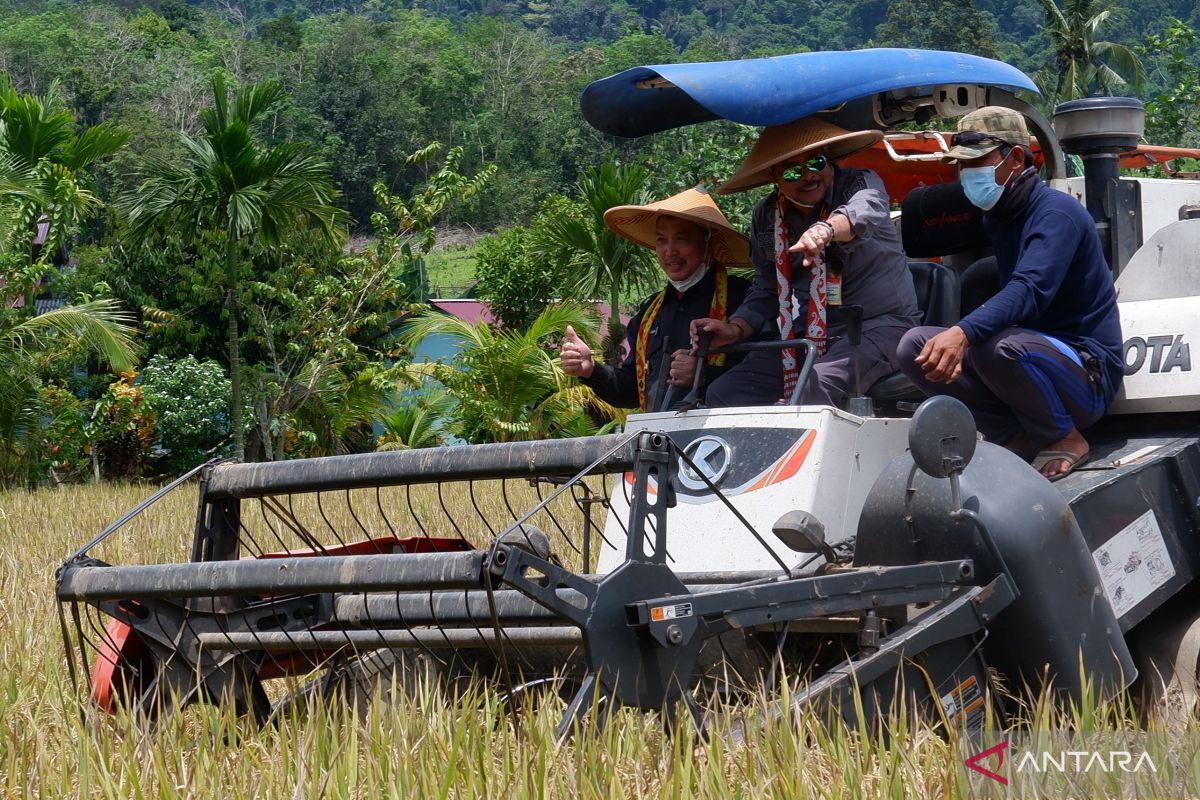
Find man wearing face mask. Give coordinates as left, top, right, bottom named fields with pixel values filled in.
left=559, top=186, right=751, bottom=412
left=896, top=107, right=1123, bottom=481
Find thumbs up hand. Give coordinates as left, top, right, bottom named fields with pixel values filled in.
left=559, top=325, right=596, bottom=378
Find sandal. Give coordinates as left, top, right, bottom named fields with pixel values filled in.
left=1030, top=449, right=1089, bottom=481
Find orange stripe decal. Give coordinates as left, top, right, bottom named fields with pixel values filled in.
left=745, top=429, right=817, bottom=492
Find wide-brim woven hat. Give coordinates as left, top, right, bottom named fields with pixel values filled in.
left=717, top=118, right=883, bottom=195
left=603, top=186, right=751, bottom=266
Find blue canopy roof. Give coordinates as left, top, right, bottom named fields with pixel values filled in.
left=581, top=48, right=1038, bottom=138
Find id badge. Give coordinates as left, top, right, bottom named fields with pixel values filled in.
left=826, top=272, right=842, bottom=306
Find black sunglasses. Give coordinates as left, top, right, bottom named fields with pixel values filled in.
left=950, top=131, right=1010, bottom=148
left=780, top=154, right=830, bottom=182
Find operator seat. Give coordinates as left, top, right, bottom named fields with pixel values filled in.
left=959, top=256, right=1000, bottom=317
left=866, top=182, right=987, bottom=405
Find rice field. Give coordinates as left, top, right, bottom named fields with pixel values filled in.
left=2, top=481, right=1197, bottom=798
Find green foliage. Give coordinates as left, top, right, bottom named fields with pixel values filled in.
left=473, top=195, right=583, bottom=329
left=273, top=360, right=402, bottom=458
left=401, top=303, right=613, bottom=443
left=0, top=78, right=128, bottom=305
left=120, top=73, right=348, bottom=459
left=1034, top=0, right=1146, bottom=104
left=37, top=382, right=90, bottom=481
left=88, top=371, right=156, bottom=480
left=243, top=245, right=408, bottom=460
left=1139, top=19, right=1200, bottom=149
left=642, top=122, right=761, bottom=231
left=0, top=299, right=138, bottom=415
left=0, top=298, right=138, bottom=486
left=138, top=354, right=232, bottom=473
left=874, top=0, right=999, bottom=57
left=371, top=142, right=497, bottom=303
left=533, top=161, right=657, bottom=361
left=375, top=387, right=454, bottom=450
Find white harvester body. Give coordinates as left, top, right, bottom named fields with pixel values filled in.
left=597, top=407, right=911, bottom=573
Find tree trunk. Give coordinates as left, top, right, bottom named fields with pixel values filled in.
left=604, top=286, right=624, bottom=365
left=226, top=235, right=245, bottom=461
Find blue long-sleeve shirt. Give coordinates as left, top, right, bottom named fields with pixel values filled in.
left=957, top=179, right=1124, bottom=402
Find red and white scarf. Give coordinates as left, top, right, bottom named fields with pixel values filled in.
left=773, top=193, right=829, bottom=400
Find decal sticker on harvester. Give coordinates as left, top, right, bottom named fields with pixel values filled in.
left=1091, top=509, right=1175, bottom=617
left=940, top=674, right=986, bottom=733
left=650, top=603, right=693, bottom=621
left=624, top=428, right=818, bottom=500
left=1123, top=334, right=1191, bottom=375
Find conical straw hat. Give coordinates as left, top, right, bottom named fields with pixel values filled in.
left=603, top=185, right=751, bottom=266
left=717, top=118, right=883, bottom=195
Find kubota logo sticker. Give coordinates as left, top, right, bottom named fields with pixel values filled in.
left=678, top=436, right=732, bottom=490
left=1123, top=334, right=1191, bottom=375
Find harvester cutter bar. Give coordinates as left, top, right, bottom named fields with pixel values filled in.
left=491, top=537, right=984, bottom=726
left=195, top=627, right=584, bottom=651
left=634, top=559, right=978, bottom=645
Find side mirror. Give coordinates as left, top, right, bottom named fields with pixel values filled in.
left=908, top=396, right=977, bottom=479
left=772, top=510, right=828, bottom=553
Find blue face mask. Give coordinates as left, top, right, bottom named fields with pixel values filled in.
left=959, top=164, right=1007, bottom=210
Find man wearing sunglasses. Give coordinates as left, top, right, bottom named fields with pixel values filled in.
left=690, top=117, right=920, bottom=407
left=896, top=107, right=1123, bottom=481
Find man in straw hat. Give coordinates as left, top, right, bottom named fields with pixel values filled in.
left=559, top=186, right=752, bottom=412
left=896, top=106, right=1122, bottom=481
left=690, top=117, right=919, bottom=407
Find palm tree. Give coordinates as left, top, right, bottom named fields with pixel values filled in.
left=400, top=303, right=621, bottom=444
left=0, top=154, right=43, bottom=244
left=534, top=161, right=657, bottom=363
left=120, top=74, right=348, bottom=460
left=0, top=299, right=137, bottom=485
left=1036, top=0, right=1145, bottom=103
left=0, top=80, right=129, bottom=308
left=271, top=359, right=398, bottom=458
left=375, top=387, right=455, bottom=451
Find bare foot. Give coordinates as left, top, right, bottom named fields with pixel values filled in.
left=1032, top=428, right=1090, bottom=481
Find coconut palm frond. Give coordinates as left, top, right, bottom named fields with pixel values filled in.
left=3, top=299, right=138, bottom=373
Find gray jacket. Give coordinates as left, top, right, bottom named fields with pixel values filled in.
left=733, top=166, right=920, bottom=337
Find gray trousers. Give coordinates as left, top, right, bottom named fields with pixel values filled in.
left=706, top=325, right=908, bottom=407
left=896, top=326, right=1106, bottom=445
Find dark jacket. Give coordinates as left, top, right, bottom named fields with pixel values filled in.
left=582, top=267, right=750, bottom=410
left=959, top=178, right=1124, bottom=403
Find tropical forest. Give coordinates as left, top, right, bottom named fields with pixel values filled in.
left=1, top=0, right=1198, bottom=485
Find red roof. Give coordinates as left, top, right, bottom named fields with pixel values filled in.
left=429, top=298, right=629, bottom=329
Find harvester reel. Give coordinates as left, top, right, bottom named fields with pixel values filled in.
left=57, top=428, right=1004, bottom=737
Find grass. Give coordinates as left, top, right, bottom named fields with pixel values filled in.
left=3, top=481, right=1198, bottom=797
left=424, top=245, right=479, bottom=299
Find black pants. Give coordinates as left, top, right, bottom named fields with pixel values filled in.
left=897, top=326, right=1106, bottom=445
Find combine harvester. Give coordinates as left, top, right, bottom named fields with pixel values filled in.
left=57, top=49, right=1200, bottom=736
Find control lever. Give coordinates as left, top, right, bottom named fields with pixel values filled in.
left=842, top=304, right=874, bottom=417
left=663, top=336, right=818, bottom=413
left=655, top=336, right=678, bottom=412
left=675, top=330, right=713, bottom=411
